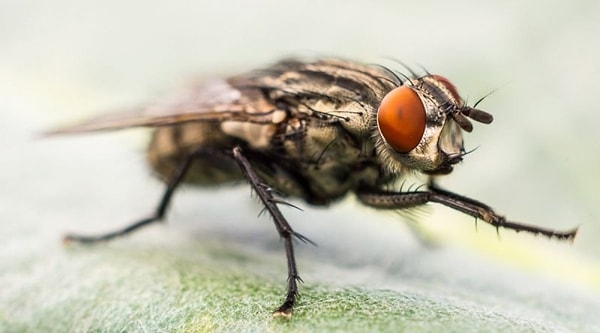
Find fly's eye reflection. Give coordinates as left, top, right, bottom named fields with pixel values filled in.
left=377, top=86, right=426, bottom=153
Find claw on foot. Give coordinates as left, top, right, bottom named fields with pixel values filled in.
left=272, top=300, right=294, bottom=319
left=272, top=308, right=292, bottom=319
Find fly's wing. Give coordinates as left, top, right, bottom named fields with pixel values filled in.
left=46, top=79, right=280, bottom=135
left=47, top=58, right=397, bottom=135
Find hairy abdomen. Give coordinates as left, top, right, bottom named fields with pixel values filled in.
left=147, top=122, right=243, bottom=185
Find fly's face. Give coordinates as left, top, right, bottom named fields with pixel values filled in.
left=376, top=75, right=493, bottom=174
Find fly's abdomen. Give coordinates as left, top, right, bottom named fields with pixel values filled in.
left=147, top=122, right=243, bottom=185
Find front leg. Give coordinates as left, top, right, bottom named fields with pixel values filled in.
left=357, top=183, right=577, bottom=241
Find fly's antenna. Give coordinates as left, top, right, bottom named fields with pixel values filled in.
left=473, top=88, right=498, bottom=108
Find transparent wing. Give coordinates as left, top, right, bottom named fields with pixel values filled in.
left=46, top=79, right=278, bottom=135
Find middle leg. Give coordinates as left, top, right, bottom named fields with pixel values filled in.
left=231, top=146, right=313, bottom=317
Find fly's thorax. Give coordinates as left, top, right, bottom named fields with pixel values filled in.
left=374, top=75, right=491, bottom=175
left=333, top=100, right=377, bottom=137
left=220, top=109, right=287, bottom=149
left=220, top=122, right=277, bottom=149
left=275, top=118, right=381, bottom=202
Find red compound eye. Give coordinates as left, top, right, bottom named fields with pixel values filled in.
left=377, top=86, right=426, bottom=153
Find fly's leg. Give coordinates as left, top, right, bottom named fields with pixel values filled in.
left=357, top=183, right=578, bottom=241
left=231, top=146, right=313, bottom=317
left=65, top=145, right=309, bottom=315
left=64, top=149, right=201, bottom=244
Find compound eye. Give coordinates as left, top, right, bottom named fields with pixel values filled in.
left=377, top=86, right=426, bottom=153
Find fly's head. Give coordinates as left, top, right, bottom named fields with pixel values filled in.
left=375, top=74, right=493, bottom=175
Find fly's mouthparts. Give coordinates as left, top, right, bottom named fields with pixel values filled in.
left=447, top=152, right=465, bottom=165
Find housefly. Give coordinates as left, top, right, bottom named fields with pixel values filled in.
left=49, top=58, right=578, bottom=317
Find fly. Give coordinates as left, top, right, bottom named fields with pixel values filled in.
left=48, top=58, right=578, bottom=317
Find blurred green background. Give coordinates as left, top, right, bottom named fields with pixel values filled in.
left=1, top=0, right=599, bottom=332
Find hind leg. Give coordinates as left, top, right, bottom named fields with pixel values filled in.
left=64, top=147, right=227, bottom=243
